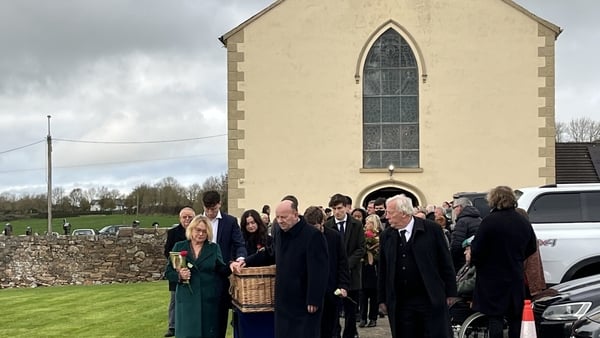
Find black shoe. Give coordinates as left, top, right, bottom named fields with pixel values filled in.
left=367, top=320, right=377, bottom=327
left=358, top=320, right=367, bottom=328
left=164, top=328, right=175, bottom=337
left=378, top=311, right=385, bottom=318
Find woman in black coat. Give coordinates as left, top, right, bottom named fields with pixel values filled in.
left=240, top=209, right=274, bottom=266
left=471, top=186, right=537, bottom=338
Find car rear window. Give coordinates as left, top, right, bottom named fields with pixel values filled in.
left=528, top=192, right=582, bottom=223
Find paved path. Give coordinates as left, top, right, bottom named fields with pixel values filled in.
left=356, top=317, right=391, bottom=338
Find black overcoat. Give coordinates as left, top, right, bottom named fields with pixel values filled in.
left=377, top=217, right=457, bottom=338
left=471, top=207, right=537, bottom=316
left=164, top=224, right=187, bottom=291
left=274, top=218, right=329, bottom=338
left=325, top=214, right=365, bottom=290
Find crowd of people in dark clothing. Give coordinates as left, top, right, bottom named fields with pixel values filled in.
left=163, top=186, right=545, bottom=338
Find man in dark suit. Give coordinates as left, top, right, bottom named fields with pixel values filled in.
left=163, top=206, right=196, bottom=337
left=273, top=200, right=329, bottom=338
left=325, top=193, right=365, bottom=338
left=304, top=205, right=350, bottom=338
left=378, top=195, right=456, bottom=338
left=202, top=191, right=247, bottom=338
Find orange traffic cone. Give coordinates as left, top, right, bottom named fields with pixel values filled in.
left=520, top=299, right=537, bottom=338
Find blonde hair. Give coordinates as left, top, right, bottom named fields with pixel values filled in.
left=365, top=214, right=383, bottom=232
left=186, top=215, right=214, bottom=242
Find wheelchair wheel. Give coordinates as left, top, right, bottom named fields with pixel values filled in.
left=457, top=312, right=509, bottom=338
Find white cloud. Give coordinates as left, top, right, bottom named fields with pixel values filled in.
left=1, top=0, right=598, bottom=196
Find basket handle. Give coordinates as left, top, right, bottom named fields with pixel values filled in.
left=228, top=275, right=236, bottom=296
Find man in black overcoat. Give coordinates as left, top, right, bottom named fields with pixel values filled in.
left=378, top=195, right=456, bottom=338
left=163, top=206, right=196, bottom=337
left=471, top=186, right=537, bottom=338
left=324, top=193, right=365, bottom=338
left=202, top=191, right=247, bottom=338
left=273, top=200, right=329, bottom=338
left=305, top=205, right=350, bottom=338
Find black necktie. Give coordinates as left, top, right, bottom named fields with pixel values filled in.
left=399, top=230, right=407, bottom=246
left=338, top=221, right=345, bottom=237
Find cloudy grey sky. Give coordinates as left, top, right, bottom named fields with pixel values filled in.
left=0, top=0, right=597, bottom=197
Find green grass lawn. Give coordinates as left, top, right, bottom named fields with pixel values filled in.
left=6, top=214, right=179, bottom=236
left=0, top=282, right=234, bottom=338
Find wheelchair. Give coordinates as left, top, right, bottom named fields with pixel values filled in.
left=450, top=300, right=509, bottom=338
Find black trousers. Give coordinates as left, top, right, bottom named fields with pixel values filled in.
left=360, top=288, right=378, bottom=321
left=488, top=314, right=521, bottom=338
left=394, top=302, right=433, bottom=337
left=340, top=290, right=358, bottom=338
left=321, top=294, right=341, bottom=338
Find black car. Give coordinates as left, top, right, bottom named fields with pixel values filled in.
left=571, top=305, right=600, bottom=337
left=452, top=192, right=490, bottom=218
left=534, top=274, right=600, bottom=338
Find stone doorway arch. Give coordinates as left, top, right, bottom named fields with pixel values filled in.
left=357, top=183, right=424, bottom=209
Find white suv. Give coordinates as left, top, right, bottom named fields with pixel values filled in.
left=516, top=183, right=600, bottom=285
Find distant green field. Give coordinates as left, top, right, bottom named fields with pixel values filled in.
left=5, top=214, right=179, bottom=236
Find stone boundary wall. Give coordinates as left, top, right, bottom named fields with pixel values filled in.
left=0, top=229, right=168, bottom=288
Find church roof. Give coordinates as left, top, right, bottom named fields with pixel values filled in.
left=218, top=0, right=561, bottom=46
left=556, top=143, right=600, bottom=184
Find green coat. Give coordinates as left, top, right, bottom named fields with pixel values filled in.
left=165, top=240, right=229, bottom=338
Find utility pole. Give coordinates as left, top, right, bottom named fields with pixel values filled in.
left=47, top=115, right=53, bottom=235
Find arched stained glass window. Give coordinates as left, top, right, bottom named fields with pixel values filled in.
left=363, top=28, right=419, bottom=169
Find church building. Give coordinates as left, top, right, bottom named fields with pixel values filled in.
left=219, top=0, right=561, bottom=215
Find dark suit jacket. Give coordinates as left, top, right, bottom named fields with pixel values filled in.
left=164, top=224, right=187, bottom=291
left=377, top=217, right=456, bottom=337
left=323, top=226, right=350, bottom=293
left=214, top=212, right=247, bottom=264
left=325, top=214, right=365, bottom=290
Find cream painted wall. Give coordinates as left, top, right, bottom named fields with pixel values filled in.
left=226, top=0, right=556, bottom=215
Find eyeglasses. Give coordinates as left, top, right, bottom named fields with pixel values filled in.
left=193, top=228, right=208, bottom=234
left=181, top=215, right=194, bottom=219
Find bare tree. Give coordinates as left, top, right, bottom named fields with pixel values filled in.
left=52, top=187, right=65, bottom=206
left=567, top=117, right=600, bottom=142
left=187, top=183, right=202, bottom=206
left=155, top=177, right=186, bottom=213
left=2, top=173, right=229, bottom=216
left=69, top=188, right=84, bottom=208
left=555, top=121, right=567, bottom=142
left=200, top=173, right=229, bottom=211
left=97, top=186, right=119, bottom=210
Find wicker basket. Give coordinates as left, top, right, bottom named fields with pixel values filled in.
left=230, top=265, right=276, bottom=312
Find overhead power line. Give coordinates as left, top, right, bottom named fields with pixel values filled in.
left=53, top=134, right=226, bottom=145
left=0, top=152, right=226, bottom=174
left=0, top=139, right=45, bottom=155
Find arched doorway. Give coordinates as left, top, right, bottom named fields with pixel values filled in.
left=361, top=187, right=420, bottom=208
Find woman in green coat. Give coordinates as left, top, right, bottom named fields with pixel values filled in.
left=165, top=215, right=236, bottom=338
